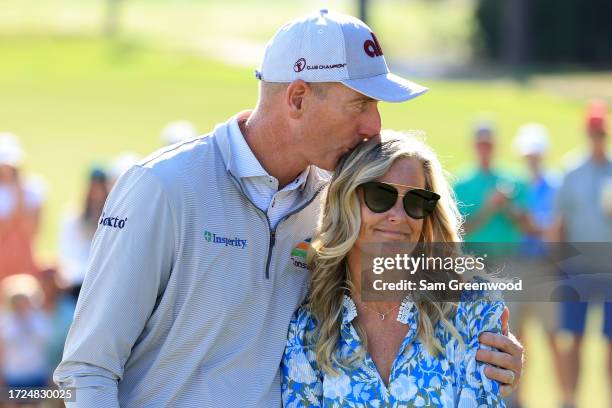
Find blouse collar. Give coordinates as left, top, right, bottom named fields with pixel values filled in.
left=341, top=295, right=419, bottom=326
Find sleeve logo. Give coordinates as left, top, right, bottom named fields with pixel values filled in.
left=99, top=212, right=128, bottom=229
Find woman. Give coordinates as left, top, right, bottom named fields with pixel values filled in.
left=0, top=133, right=43, bottom=279
left=281, top=131, right=505, bottom=407
left=58, top=167, right=109, bottom=300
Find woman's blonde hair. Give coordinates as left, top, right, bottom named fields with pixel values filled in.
left=307, top=130, right=464, bottom=375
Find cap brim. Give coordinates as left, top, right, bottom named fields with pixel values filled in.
left=341, top=72, right=428, bottom=103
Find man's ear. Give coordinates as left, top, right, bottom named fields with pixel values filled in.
left=286, top=80, right=309, bottom=119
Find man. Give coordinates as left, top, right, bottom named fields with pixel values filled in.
left=510, top=123, right=562, bottom=408
left=513, top=123, right=558, bottom=248
left=552, top=100, right=612, bottom=408
left=455, top=121, right=535, bottom=243
left=54, top=10, right=523, bottom=407
left=454, top=122, right=531, bottom=408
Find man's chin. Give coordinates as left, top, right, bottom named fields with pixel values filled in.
left=321, top=151, right=353, bottom=172
left=314, top=158, right=339, bottom=172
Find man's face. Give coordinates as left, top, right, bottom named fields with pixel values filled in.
left=0, top=164, right=17, bottom=184
left=587, top=114, right=607, bottom=150
left=524, top=153, right=542, bottom=173
left=474, top=136, right=494, bottom=168
left=298, top=83, right=381, bottom=171
left=588, top=127, right=606, bottom=150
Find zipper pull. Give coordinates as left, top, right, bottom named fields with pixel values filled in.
left=265, top=230, right=277, bottom=280
left=270, top=230, right=276, bottom=248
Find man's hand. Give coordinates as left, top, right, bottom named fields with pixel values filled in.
left=477, top=306, right=524, bottom=397
left=485, top=190, right=509, bottom=209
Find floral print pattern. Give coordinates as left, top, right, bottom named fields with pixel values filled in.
left=281, top=291, right=505, bottom=407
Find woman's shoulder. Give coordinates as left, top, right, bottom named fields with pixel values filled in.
left=287, top=303, right=318, bottom=347
left=453, top=279, right=505, bottom=342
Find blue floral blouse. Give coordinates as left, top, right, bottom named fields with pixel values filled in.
left=281, top=292, right=505, bottom=407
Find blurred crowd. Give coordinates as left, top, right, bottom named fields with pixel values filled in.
left=0, top=101, right=610, bottom=408
left=0, top=120, right=197, bottom=407
left=453, top=100, right=611, bottom=408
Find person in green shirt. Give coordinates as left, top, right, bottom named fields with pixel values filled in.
left=454, top=122, right=535, bottom=243
left=455, top=122, right=536, bottom=408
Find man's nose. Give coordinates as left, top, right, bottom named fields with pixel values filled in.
left=359, top=103, right=382, bottom=138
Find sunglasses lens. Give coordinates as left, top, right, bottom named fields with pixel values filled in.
left=362, top=183, right=397, bottom=213
left=404, top=189, right=439, bottom=219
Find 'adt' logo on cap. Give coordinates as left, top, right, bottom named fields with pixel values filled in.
left=363, top=32, right=384, bottom=58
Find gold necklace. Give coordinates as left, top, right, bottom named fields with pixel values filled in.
left=355, top=299, right=401, bottom=321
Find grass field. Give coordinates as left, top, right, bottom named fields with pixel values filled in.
left=1, top=36, right=597, bottom=257
left=1, top=1, right=611, bottom=406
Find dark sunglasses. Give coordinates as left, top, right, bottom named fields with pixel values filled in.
left=359, top=181, right=440, bottom=219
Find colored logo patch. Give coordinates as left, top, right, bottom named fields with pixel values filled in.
left=291, top=238, right=311, bottom=269
left=294, top=58, right=306, bottom=72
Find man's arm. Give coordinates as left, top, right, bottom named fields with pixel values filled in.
left=546, top=214, right=566, bottom=242
left=462, top=190, right=506, bottom=235
left=502, top=185, right=539, bottom=236
left=53, top=166, right=176, bottom=407
left=502, top=200, right=539, bottom=236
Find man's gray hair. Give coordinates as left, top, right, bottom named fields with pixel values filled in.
left=259, top=81, right=331, bottom=100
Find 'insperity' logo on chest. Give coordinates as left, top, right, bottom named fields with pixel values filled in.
left=204, top=230, right=248, bottom=249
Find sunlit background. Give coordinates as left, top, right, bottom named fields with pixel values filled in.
left=1, top=0, right=611, bottom=406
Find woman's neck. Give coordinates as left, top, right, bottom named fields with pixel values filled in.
left=346, top=248, right=402, bottom=312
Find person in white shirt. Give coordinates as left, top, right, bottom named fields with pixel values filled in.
left=58, top=167, right=109, bottom=298
left=0, top=289, right=52, bottom=388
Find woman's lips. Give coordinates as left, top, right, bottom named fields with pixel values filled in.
left=373, top=229, right=409, bottom=240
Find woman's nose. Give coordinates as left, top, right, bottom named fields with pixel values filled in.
left=387, top=197, right=408, bottom=223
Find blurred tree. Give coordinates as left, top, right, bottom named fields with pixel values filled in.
left=501, top=0, right=527, bottom=67
left=358, top=0, right=369, bottom=25
left=104, top=0, right=124, bottom=37
left=475, top=0, right=501, bottom=60
left=475, top=0, right=612, bottom=66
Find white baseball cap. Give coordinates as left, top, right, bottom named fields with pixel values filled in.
left=161, top=120, right=198, bottom=145
left=473, top=120, right=495, bottom=143
left=514, top=123, right=550, bottom=156
left=256, top=9, right=428, bottom=103
left=0, top=132, right=24, bottom=167
left=109, top=152, right=141, bottom=183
